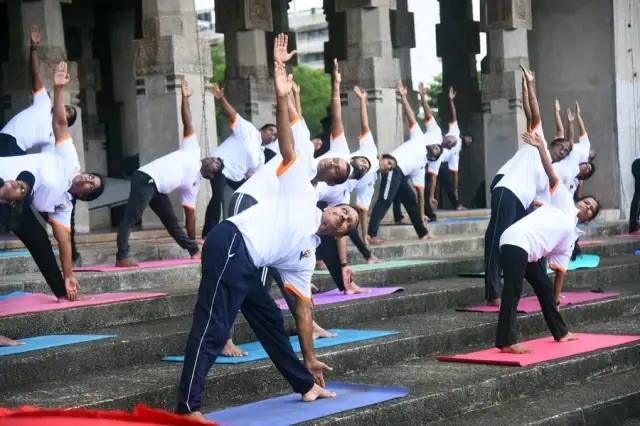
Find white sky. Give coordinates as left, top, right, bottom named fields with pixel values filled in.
left=194, top=0, right=487, bottom=87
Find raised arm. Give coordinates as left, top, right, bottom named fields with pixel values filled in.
left=397, top=81, right=417, bottom=129
left=448, top=87, right=458, bottom=124
left=292, top=82, right=303, bottom=116
left=522, top=132, right=559, bottom=190
left=52, top=62, right=70, bottom=143
left=554, top=99, right=564, bottom=139
left=354, top=86, right=369, bottom=135
left=330, top=59, right=344, bottom=138
left=274, top=61, right=295, bottom=165
left=520, top=65, right=541, bottom=129
left=566, top=108, right=575, bottom=148
left=418, top=82, right=433, bottom=122
left=575, top=101, right=587, bottom=137
left=29, top=25, right=44, bottom=94
left=521, top=73, right=532, bottom=130
left=211, top=83, right=238, bottom=122
left=181, top=80, right=194, bottom=138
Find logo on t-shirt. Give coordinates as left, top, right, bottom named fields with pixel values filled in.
left=54, top=203, right=66, bottom=212
left=299, top=249, right=312, bottom=260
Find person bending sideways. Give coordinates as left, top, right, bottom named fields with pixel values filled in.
left=495, top=131, right=599, bottom=354
left=484, top=66, right=570, bottom=307
left=116, top=80, right=217, bottom=267
left=0, top=62, right=104, bottom=302
left=176, top=60, right=357, bottom=422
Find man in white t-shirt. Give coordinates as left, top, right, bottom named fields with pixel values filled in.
left=116, top=81, right=208, bottom=267
left=496, top=130, right=599, bottom=354
left=176, top=60, right=358, bottom=420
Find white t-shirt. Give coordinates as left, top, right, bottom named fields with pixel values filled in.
left=0, top=88, right=54, bottom=151
left=237, top=119, right=316, bottom=204
left=500, top=182, right=584, bottom=271
left=389, top=138, right=426, bottom=188
left=409, top=117, right=443, bottom=147
left=427, top=121, right=462, bottom=175
left=572, top=134, right=591, bottom=164
left=213, top=115, right=264, bottom=182
left=494, top=124, right=550, bottom=209
left=0, top=138, right=80, bottom=229
left=228, top=151, right=320, bottom=301
left=138, top=134, right=202, bottom=209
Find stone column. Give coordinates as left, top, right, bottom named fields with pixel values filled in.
left=391, top=0, right=417, bottom=140
left=215, top=0, right=274, bottom=133
left=334, top=0, right=402, bottom=155
left=134, top=0, right=217, bottom=229
left=480, top=0, right=532, bottom=203
left=267, top=0, right=297, bottom=73
left=436, top=0, right=483, bottom=208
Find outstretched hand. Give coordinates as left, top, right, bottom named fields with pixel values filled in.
left=555, top=99, right=560, bottom=112
left=575, top=101, right=581, bottom=115
left=448, top=87, right=456, bottom=99
left=418, top=82, right=426, bottom=96
left=292, top=82, right=301, bottom=94
left=211, top=83, right=224, bottom=99
left=521, top=131, right=545, bottom=148
left=30, top=24, right=40, bottom=45
left=181, top=79, right=191, bottom=98
left=53, top=62, right=70, bottom=87
left=354, top=86, right=366, bottom=100
left=566, top=108, right=575, bottom=122
left=274, top=61, right=293, bottom=98
left=273, top=33, right=297, bottom=64
left=397, top=80, right=407, bottom=97
left=332, top=58, right=341, bottom=84
left=304, top=358, right=333, bottom=388
left=519, top=63, right=534, bottom=82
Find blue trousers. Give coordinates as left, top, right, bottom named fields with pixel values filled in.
left=176, top=220, right=314, bottom=414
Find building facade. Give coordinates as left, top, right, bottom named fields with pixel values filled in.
left=0, top=0, right=638, bottom=235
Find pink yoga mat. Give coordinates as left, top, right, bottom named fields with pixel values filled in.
left=0, top=292, right=167, bottom=317
left=73, top=258, right=199, bottom=272
left=615, top=231, right=640, bottom=238
left=275, top=287, right=404, bottom=309
left=436, top=333, right=640, bottom=366
left=457, top=292, right=619, bottom=313
left=579, top=240, right=605, bottom=245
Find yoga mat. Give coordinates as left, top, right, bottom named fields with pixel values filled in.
left=438, top=217, right=487, bottom=224
left=579, top=240, right=605, bottom=246
left=0, top=292, right=167, bottom=317
left=457, top=255, right=601, bottom=278
left=0, top=249, right=58, bottom=259
left=206, top=382, right=409, bottom=425
left=0, top=291, right=31, bottom=301
left=0, top=334, right=116, bottom=356
left=635, top=250, right=640, bottom=256
left=314, top=259, right=441, bottom=275
left=162, top=329, right=399, bottom=364
left=456, top=291, right=619, bottom=313
left=275, top=287, right=405, bottom=309
left=73, top=258, right=199, bottom=272
left=616, top=232, right=640, bottom=238
left=436, top=333, right=640, bottom=367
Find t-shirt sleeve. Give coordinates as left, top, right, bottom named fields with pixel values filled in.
left=180, top=134, right=200, bottom=152
left=358, top=131, right=376, bottom=153
left=408, top=123, right=425, bottom=141
left=329, top=132, right=350, bottom=156
left=280, top=267, right=313, bottom=301
left=447, top=150, right=460, bottom=171
left=48, top=204, right=72, bottom=230
left=231, top=114, right=260, bottom=147
left=32, top=87, right=52, bottom=109
left=427, top=157, right=442, bottom=176
left=180, top=180, right=200, bottom=210
left=447, top=121, right=461, bottom=139
left=574, top=134, right=591, bottom=163
left=408, top=166, right=425, bottom=188
left=54, top=138, right=81, bottom=179
left=425, top=117, right=442, bottom=136
left=550, top=180, right=576, bottom=214
left=355, top=176, right=375, bottom=211
left=276, top=154, right=309, bottom=195
left=548, top=247, right=572, bottom=273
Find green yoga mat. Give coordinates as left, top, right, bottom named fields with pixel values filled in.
left=314, top=259, right=442, bottom=275
left=457, top=255, right=601, bottom=278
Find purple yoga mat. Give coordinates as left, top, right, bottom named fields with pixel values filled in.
left=457, top=291, right=620, bottom=313
left=275, top=287, right=404, bottom=309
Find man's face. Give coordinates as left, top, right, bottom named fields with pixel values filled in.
left=311, top=138, right=323, bottom=151
left=317, top=157, right=349, bottom=186
left=321, top=204, right=359, bottom=236
left=576, top=197, right=598, bottom=223
left=350, top=157, right=370, bottom=180
left=3, top=180, right=29, bottom=202
left=427, top=145, right=442, bottom=162
left=578, top=162, right=593, bottom=179
left=71, top=173, right=101, bottom=197
left=378, top=157, right=395, bottom=174
left=260, top=126, right=277, bottom=144
left=549, top=141, right=570, bottom=162
left=442, top=135, right=457, bottom=149
left=201, top=157, right=221, bottom=179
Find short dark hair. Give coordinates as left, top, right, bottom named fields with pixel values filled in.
left=312, top=134, right=324, bottom=141
left=577, top=195, right=601, bottom=222
left=76, top=172, right=106, bottom=202
left=550, top=137, right=572, bottom=153
left=333, top=163, right=351, bottom=186
left=579, top=162, right=596, bottom=180
left=334, top=202, right=360, bottom=229
left=260, top=123, right=276, bottom=131
left=67, top=106, right=78, bottom=127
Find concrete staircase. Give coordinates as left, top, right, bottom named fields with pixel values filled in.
left=1, top=210, right=640, bottom=425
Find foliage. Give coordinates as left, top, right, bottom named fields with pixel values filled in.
left=210, top=43, right=226, bottom=139
left=292, top=65, right=331, bottom=137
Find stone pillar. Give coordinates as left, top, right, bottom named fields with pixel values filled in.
left=480, top=0, right=532, bottom=203
left=216, top=0, right=274, bottom=133
left=267, top=0, right=297, bottom=73
left=436, top=0, right=483, bottom=208
left=134, top=0, right=216, bottom=229
left=333, top=0, right=402, bottom=155
left=391, top=0, right=417, bottom=140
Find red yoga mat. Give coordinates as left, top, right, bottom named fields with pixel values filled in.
left=436, top=333, right=640, bottom=366
left=73, top=259, right=199, bottom=272
left=457, top=292, right=619, bottom=313
left=0, top=292, right=167, bottom=317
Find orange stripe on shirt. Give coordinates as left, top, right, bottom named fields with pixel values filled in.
left=549, top=264, right=566, bottom=273
left=284, top=283, right=312, bottom=302
left=425, top=117, right=433, bottom=125
left=182, top=204, right=196, bottom=211
left=276, top=154, right=297, bottom=177
left=427, top=170, right=438, bottom=176
left=355, top=204, right=368, bottom=212
left=290, top=115, right=300, bottom=126
left=549, top=179, right=560, bottom=194
left=55, top=137, right=71, bottom=146
left=358, top=130, right=370, bottom=140
left=183, top=133, right=195, bottom=140
left=32, top=87, right=45, bottom=96
left=331, top=130, right=344, bottom=140
left=229, top=113, right=238, bottom=129
left=48, top=218, right=71, bottom=233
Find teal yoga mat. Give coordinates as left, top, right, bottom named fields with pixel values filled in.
left=162, top=329, right=399, bottom=364
left=0, top=249, right=58, bottom=259
left=0, top=334, right=117, bottom=356
left=207, top=382, right=409, bottom=425
left=314, top=259, right=441, bottom=275
left=457, top=255, right=601, bottom=278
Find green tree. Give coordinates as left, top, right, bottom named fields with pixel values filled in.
left=210, top=43, right=226, bottom=139
left=292, top=65, right=331, bottom=137
left=416, top=74, right=443, bottom=124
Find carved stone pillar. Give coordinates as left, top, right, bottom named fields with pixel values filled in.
left=134, top=0, right=216, bottom=228
left=391, top=0, right=416, bottom=140
left=480, top=0, right=532, bottom=203
left=267, top=0, right=297, bottom=74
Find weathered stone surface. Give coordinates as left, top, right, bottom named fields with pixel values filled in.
left=480, top=0, right=532, bottom=31
left=215, top=0, right=273, bottom=33
left=335, top=0, right=397, bottom=13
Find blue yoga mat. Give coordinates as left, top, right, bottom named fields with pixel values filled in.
left=635, top=250, right=640, bottom=256
left=207, top=382, right=409, bottom=425
left=162, top=329, right=399, bottom=364
left=457, top=255, right=601, bottom=278
left=0, top=291, right=31, bottom=301
left=0, top=334, right=117, bottom=356
left=439, top=217, right=487, bottom=224
left=0, top=249, right=58, bottom=259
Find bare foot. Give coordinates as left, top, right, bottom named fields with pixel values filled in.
left=367, top=256, right=383, bottom=264
left=115, top=258, right=138, bottom=268
left=369, top=236, right=384, bottom=245
left=316, top=260, right=327, bottom=270
left=221, top=339, right=247, bottom=357
left=420, top=234, right=437, bottom=240
left=0, top=336, right=24, bottom=347
left=499, top=344, right=532, bottom=354
left=558, top=332, right=579, bottom=342
left=487, top=298, right=501, bottom=307
left=191, top=250, right=202, bottom=260
left=181, top=411, right=214, bottom=423
left=344, top=281, right=369, bottom=295
left=312, top=322, right=337, bottom=339
left=302, top=383, right=337, bottom=402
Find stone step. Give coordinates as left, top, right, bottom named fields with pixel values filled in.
left=1, top=268, right=637, bottom=391
left=426, top=367, right=640, bottom=426
left=1, top=297, right=638, bottom=413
